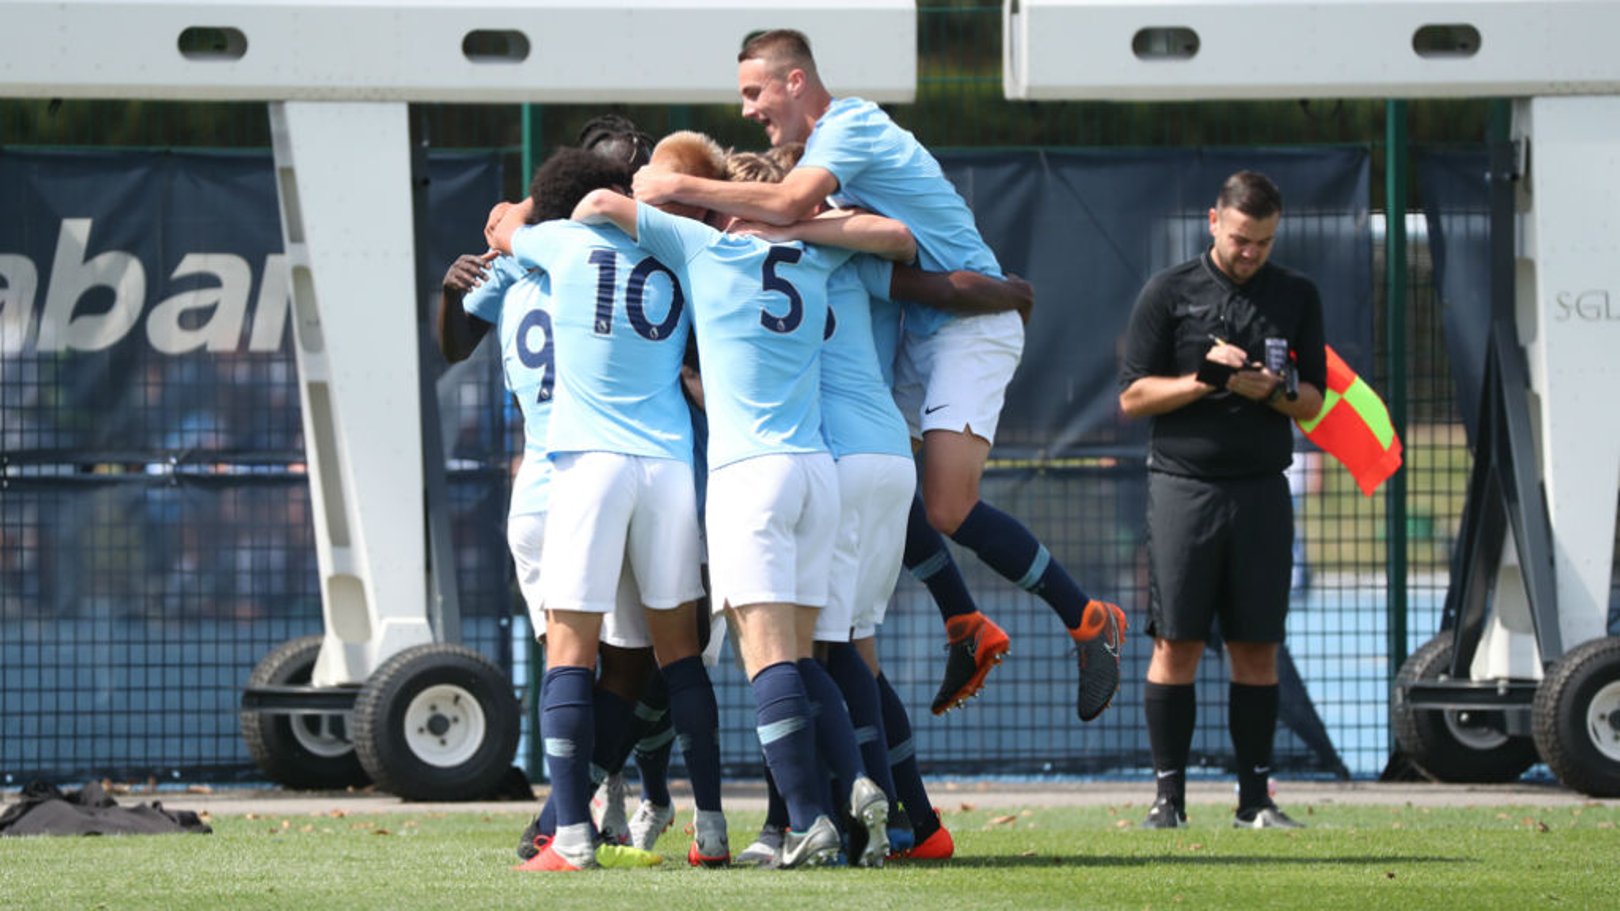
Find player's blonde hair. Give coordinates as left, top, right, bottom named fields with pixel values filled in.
left=724, top=150, right=785, bottom=184
left=650, top=131, right=727, bottom=182
left=764, top=142, right=805, bottom=172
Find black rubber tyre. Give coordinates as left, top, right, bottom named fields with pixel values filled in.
left=240, top=635, right=370, bottom=790
left=1391, top=634, right=1538, bottom=783
left=1532, top=636, right=1620, bottom=797
left=351, top=643, right=520, bottom=801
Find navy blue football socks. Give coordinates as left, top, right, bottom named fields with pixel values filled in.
left=751, top=661, right=824, bottom=832
left=877, top=672, right=939, bottom=838
left=798, top=657, right=866, bottom=814
left=630, top=674, right=674, bottom=807
left=824, top=643, right=898, bottom=806
left=539, top=666, right=595, bottom=828
left=903, top=494, right=979, bottom=622
left=949, top=500, right=1089, bottom=630
left=662, top=655, right=724, bottom=813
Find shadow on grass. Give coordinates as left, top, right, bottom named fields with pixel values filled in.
left=917, top=854, right=1468, bottom=869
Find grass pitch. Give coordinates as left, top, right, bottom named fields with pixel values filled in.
left=2, top=802, right=1616, bottom=910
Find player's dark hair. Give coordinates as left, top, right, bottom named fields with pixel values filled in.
left=578, top=113, right=654, bottom=169
left=682, top=332, right=700, bottom=373
left=738, top=28, right=816, bottom=76
left=1216, top=171, right=1283, bottom=219
left=527, top=147, right=632, bottom=223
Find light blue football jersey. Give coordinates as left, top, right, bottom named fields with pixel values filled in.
left=821, top=255, right=910, bottom=460
left=798, top=96, right=1004, bottom=339
left=463, top=254, right=553, bottom=517
left=633, top=203, right=851, bottom=470
left=509, top=219, right=693, bottom=464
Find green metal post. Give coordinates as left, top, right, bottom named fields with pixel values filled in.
left=521, top=103, right=544, bottom=188
left=1384, top=99, right=1410, bottom=679
left=520, top=101, right=545, bottom=778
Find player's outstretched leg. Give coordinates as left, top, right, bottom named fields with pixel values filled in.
left=903, top=496, right=1009, bottom=713
left=945, top=498, right=1124, bottom=720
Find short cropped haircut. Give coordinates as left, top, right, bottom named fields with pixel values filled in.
left=528, top=147, right=632, bottom=223
left=1216, top=171, right=1283, bottom=220
left=578, top=113, right=654, bottom=170
left=738, top=28, right=817, bottom=79
left=650, top=131, right=727, bottom=182
left=765, top=142, right=805, bottom=172
left=724, top=150, right=785, bottom=184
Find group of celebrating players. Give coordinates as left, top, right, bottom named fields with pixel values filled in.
left=438, top=29, right=1126, bottom=872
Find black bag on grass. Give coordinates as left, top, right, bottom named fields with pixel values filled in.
left=0, top=780, right=212, bottom=837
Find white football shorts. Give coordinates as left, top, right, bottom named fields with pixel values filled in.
left=705, top=451, right=839, bottom=612
left=893, top=309, right=1023, bottom=444
left=817, top=453, right=916, bottom=642
left=508, top=510, right=653, bottom=648
left=539, top=451, right=704, bottom=615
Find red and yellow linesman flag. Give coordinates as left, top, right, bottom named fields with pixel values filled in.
left=1297, top=345, right=1403, bottom=497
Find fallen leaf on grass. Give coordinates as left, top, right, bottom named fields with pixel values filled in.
left=327, top=809, right=348, bottom=819
left=1114, top=819, right=1131, bottom=829
left=958, top=802, right=977, bottom=813
left=1385, top=872, right=1397, bottom=880
left=372, top=828, right=392, bottom=836
left=989, top=814, right=1018, bottom=827
left=245, top=813, right=260, bottom=821
left=1596, top=821, right=1615, bottom=830
left=1020, top=849, right=1038, bottom=857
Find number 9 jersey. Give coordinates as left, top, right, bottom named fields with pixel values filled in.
left=462, top=254, right=554, bottom=518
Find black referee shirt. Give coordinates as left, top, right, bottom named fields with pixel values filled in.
left=1119, top=250, right=1327, bottom=479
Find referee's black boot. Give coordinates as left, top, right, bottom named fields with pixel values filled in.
left=1141, top=795, right=1187, bottom=829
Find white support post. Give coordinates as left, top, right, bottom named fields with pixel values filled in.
left=270, top=101, right=434, bottom=685
left=1514, top=96, right=1620, bottom=653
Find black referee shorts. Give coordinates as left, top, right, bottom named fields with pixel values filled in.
left=1145, top=470, right=1293, bottom=643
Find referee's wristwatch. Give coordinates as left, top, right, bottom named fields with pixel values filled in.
left=1264, top=383, right=1285, bottom=405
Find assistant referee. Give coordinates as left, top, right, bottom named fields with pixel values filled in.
left=1118, top=170, right=1327, bottom=829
